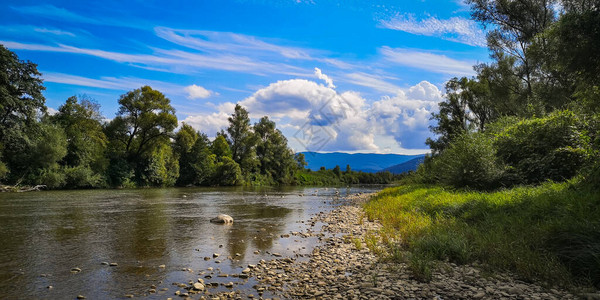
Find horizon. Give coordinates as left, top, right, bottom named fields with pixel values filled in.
left=0, top=0, right=489, bottom=155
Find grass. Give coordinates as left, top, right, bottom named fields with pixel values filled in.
left=363, top=180, right=600, bottom=289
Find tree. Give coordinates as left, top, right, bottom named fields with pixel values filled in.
left=467, top=0, right=558, bottom=101
left=190, top=134, right=216, bottom=185
left=426, top=78, right=472, bottom=154
left=213, top=156, right=242, bottom=186
left=226, top=104, right=257, bottom=174
left=174, top=123, right=199, bottom=185
left=0, top=45, right=46, bottom=142
left=295, top=153, right=307, bottom=170
left=211, top=134, right=232, bottom=159
left=254, top=116, right=295, bottom=183
left=51, top=96, right=108, bottom=174
left=333, top=165, right=341, bottom=177
left=109, top=86, right=177, bottom=160
left=105, top=86, right=178, bottom=186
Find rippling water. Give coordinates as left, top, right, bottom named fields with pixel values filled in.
left=0, top=185, right=382, bottom=299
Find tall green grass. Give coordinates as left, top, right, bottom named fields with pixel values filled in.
left=364, top=181, right=600, bottom=288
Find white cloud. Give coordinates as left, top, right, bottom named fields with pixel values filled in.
left=1, top=40, right=304, bottom=76
left=380, top=14, right=486, bottom=47
left=344, top=72, right=401, bottom=94
left=47, top=107, right=59, bottom=115
left=314, top=67, right=336, bottom=88
left=180, top=112, right=231, bottom=137
left=380, top=46, right=475, bottom=76
left=33, top=27, right=75, bottom=37
left=42, top=71, right=190, bottom=96
left=185, top=84, right=213, bottom=99
left=234, top=77, right=441, bottom=152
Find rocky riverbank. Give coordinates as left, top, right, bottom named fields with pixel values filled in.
left=175, top=192, right=593, bottom=300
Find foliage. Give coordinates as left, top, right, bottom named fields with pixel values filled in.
left=211, top=134, right=232, bottom=159
left=226, top=104, right=257, bottom=174
left=51, top=95, right=108, bottom=174
left=254, top=116, right=296, bottom=184
left=420, top=132, right=506, bottom=190
left=213, top=156, right=242, bottom=186
left=0, top=45, right=46, bottom=142
left=365, top=181, right=600, bottom=288
left=493, top=110, right=591, bottom=184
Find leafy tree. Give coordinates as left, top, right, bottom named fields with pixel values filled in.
left=2, top=122, right=68, bottom=187
left=294, top=153, right=307, bottom=170
left=109, top=86, right=177, bottom=160
left=139, top=143, right=179, bottom=187
left=254, top=116, right=295, bottom=183
left=213, top=156, right=242, bottom=186
left=333, top=165, right=341, bottom=177
left=51, top=96, right=108, bottom=176
left=226, top=104, right=257, bottom=174
left=467, top=0, right=558, bottom=101
left=173, top=123, right=199, bottom=185
left=190, top=134, right=216, bottom=185
left=0, top=45, right=46, bottom=142
left=426, top=78, right=472, bottom=154
left=105, top=86, right=177, bottom=186
left=211, top=134, right=232, bottom=159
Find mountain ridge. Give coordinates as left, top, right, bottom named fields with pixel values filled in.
left=300, top=151, right=426, bottom=173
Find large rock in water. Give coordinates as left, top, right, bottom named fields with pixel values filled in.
left=210, top=214, right=233, bottom=224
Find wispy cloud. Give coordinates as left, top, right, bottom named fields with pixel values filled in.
left=3, top=40, right=304, bottom=75
left=12, top=4, right=98, bottom=24
left=33, top=27, right=76, bottom=37
left=379, top=14, right=486, bottom=47
left=380, top=46, right=475, bottom=76
left=11, top=4, right=147, bottom=30
left=344, top=72, right=401, bottom=95
left=154, top=27, right=348, bottom=68
left=42, top=72, right=189, bottom=96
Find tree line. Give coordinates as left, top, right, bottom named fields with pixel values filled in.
left=415, top=0, right=599, bottom=190
left=0, top=45, right=399, bottom=189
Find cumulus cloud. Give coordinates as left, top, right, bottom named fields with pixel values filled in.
left=314, top=67, right=336, bottom=88
left=380, top=14, right=486, bottom=47
left=185, top=84, right=213, bottom=99
left=177, top=75, right=442, bottom=153
left=236, top=76, right=441, bottom=152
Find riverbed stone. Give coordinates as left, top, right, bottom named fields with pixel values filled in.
left=210, top=214, right=233, bottom=224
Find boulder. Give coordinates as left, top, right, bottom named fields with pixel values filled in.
left=210, top=214, right=233, bottom=224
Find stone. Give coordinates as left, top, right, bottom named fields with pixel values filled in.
left=193, top=282, right=205, bottom=291
left=158, top=264, right=166, bottom=268
left=109, top=262, right=118, bottom=267
left=77, top=295, right=86, bottom=299
left=210, top=214, right=233, bottom=224
left=71, top=267, right=82, bottom=273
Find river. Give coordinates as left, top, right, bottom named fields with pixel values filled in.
left=0, top=185, right=382, bottom=299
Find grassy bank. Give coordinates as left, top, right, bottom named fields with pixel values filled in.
left=363, top=180, right=600, bottom=289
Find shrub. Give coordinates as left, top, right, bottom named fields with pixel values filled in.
left=494, top=110, right=591, bottom=184
left=421, top=132, right=506, bottom=190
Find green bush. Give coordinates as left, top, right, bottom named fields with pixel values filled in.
left=64, top=165, right=104, bottom=189
left=213, top=156, right=243, bottom=186
left=494, top=110, right=591, bottom=184
left=417, top=132, right=506, bottom=190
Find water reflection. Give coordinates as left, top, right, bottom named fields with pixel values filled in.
left=0, top=185, right=382, bottom=298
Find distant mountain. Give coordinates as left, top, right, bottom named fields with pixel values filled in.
left=300, top=152, right=426, bottom=173
left=382, top=156, right=426, bottom=174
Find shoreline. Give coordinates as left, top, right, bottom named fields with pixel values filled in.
left=202, top=192, right=583, bottom=300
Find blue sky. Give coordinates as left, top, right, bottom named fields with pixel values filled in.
left=0, top=0, right=489, bottom=154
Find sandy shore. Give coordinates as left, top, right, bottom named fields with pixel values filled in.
left=178, top=192, right=592, bottom=300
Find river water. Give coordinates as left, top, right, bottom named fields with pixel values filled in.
left=0, top=185, right=382, bottom=299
